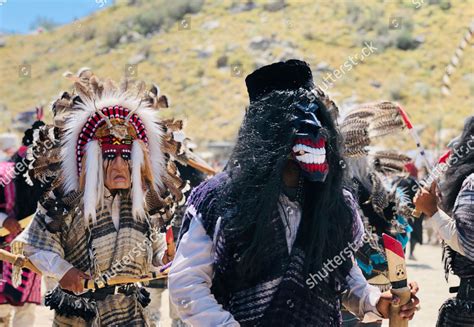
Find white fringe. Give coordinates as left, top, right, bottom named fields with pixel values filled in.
left=83, top=141, right=103, bottom=225
left=131, top=141, right=146, bottom=220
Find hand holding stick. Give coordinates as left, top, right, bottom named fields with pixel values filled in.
left=382, top=234, right=420, bottom=326
left=0, top=249, right=168, bottom=290
left=413, top=182, right=439, bottom=218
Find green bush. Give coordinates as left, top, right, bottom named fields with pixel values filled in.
left=46, top=62, right=60, bottom=73
left=82, top=27, right=96, bottom=41
left=131, top=0, right=204, bottom=36
left=389, top=83, right=407, bottom=101
left=166, top=0, right=204, bottom=21
left=134, top=11, right=165, bottom=35
left=395, top=30, right=419, bottom=50
left=345, top=2, right=363, bottom=25
left=105, top=25, right=127, bottom=48
left=439, top=1, right=452, bottom=10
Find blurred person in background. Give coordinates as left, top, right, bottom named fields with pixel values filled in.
left=399, top=162, right=423, bottom=261
left=0, top=122, right=44, bottom=327
left=0, top=135, right=19, bottom=163
left=414, top=115, right=474, bottom=326
left=148, top=162, right=211, bottom=327
left=343, top=155, right=416, bottom=327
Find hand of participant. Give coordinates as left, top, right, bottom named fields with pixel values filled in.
left=162, top=249, right=175, bottom=265
left=376, top=281, right=420, bottom=320
left=3, top=217, right=22, bottom=236
left=59, top=267, right=91, bottom=294
left=413, top=182, right=439, bottom=217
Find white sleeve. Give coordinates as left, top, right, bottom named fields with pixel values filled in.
left=168, top=215, right=240, bottom=327
left=0, top=212, right=8, bottom=227
left=24, top=245, right=73, bottom=281
left=431, top=210, right=465, bottom=255
left=342, top=263, right=383, bottom=323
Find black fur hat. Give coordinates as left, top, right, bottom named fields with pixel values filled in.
left=245, top=59, right=314, bottom=102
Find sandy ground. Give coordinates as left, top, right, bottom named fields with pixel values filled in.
left=30, top=242, right=455, bottom=326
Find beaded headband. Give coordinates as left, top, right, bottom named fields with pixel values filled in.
left=76, top=105, right=148, bottom=175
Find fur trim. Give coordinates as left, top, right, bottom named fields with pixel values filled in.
left=61, top=93, right=165, bottom=194
left=82, top=141, right=103, bottom=225
left=131, top=141, right=146, bottom=219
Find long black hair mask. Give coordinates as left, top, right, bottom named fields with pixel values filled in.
left=442, top=115, right=474, bottom=214
left=222, top=89, right=354, bottom=281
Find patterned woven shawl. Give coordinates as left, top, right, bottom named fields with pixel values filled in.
left=13, top=196, right=162, bottom=326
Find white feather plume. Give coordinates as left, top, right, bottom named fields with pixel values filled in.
left=83, top=140, right=103, bottom=225
left=131, top=141, right=146, bottom=219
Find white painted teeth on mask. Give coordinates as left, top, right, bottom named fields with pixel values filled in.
left=293, top=144, right=326, bottom=155
left=314, top=148, right=326, bottom=155
left=296, top=154, right=326, bottom=164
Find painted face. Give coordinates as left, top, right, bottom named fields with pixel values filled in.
left=291, top=94, right=329, bottom=182
left=103, top=144, right=132, bottom=190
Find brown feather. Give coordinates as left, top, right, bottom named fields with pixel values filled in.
left=119, top=78, right=130, bottom=94
left=157, top=95, right=169, bottom=109
left=163, top=119, right=184, bottom=132
left=73, top=81, right=93, bottom=101
left=89, top=76, right=104, bottom=99
left=103, top=79, right=118, bottom=94
left=134, top=80, right=146, bottom=98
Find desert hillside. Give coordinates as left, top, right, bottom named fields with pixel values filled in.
left=0, top=0, right=472, bottom=149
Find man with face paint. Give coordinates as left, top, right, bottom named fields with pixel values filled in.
left=169, top=60, right=420, bottom=326
left=11, top=70, right=185, bottom=326
left=102, top=138, right=133, bottom=191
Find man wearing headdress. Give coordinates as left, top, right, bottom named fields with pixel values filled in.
left=169, top=60, right=420, bottom=326
left=11, top=70, right=185, bottom=326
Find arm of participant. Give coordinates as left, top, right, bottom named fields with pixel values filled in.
left=23, top=245, right=73, bottom=281
left=341, top=189, right=382, bottom=321
left=342, top=262, right=383, bottom=323
left=430, top=209, right=465, bottom=255
left=168, top=214, right=240, bottom=327
left=450, top=178, right=474, bottom=260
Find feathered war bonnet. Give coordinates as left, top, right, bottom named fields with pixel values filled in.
left=59, top=68, right=176, bottom=225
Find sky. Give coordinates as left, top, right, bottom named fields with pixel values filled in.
left=0, top=0, right=113, bottom=34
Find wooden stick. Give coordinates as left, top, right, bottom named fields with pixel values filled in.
left=0, top=249, right=41, bottom=273
left=397, top=105, right=433, bottom=219
left=0, top=249, right=168, bottom=290
left=83, top=271, right=168, bottom=289
left=382, top=234, right=412, bottom=326
left=0, top=216, right=33, bottom=237
left=187, top=158, right=216, bottom=176
left=389, top=287, right=411, bottom=327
